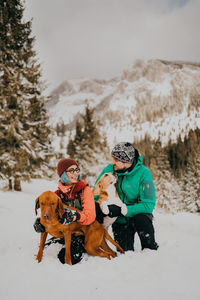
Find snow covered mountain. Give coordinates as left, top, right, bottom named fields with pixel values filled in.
left=46, top=59, right=200, bottom=150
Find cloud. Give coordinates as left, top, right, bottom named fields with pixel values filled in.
left=24, top=0, right=200, bottom=92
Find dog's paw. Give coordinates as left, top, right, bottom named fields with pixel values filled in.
left=35, top=252, right=43, bottom=263
left=36, top=255, right=42, bottom=263
left=111, top=251, right=117, bottom=258
left=101, top=201, right=109, bottom=215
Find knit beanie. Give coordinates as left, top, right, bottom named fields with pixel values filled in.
left=57, top=158, right=78, bottom=177
left=111, top=142, right=135, bottom=163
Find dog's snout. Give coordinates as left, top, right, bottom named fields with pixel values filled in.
left=43, top=214, right=50, bottom=220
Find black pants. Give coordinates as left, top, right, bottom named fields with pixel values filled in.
left=46, top=234, right=85, bottom=265
left=58, top=234, right=85, bottom=265
left=112, top=214, right=159, bottom=251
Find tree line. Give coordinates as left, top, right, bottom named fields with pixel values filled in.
left=134, top=128, right=200, bottom=213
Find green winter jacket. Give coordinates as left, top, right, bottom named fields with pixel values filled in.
left=94, top=156, right=156, bottom=224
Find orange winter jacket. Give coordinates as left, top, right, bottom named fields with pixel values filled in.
left=55, top=179, right=96, bottom=225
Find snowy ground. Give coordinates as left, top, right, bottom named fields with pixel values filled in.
left=0, top=179, right=199, bottom=300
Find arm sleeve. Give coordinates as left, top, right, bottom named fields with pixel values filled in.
left=125, top=202, right=155, bottom=217
left=78, top=186, right=96, bottom=225
left=125, top=169, right=156, bottom=218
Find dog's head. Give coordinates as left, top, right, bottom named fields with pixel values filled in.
left=93, top=173, right=117, bottom=198
left=35, top=191, right=65, bottom=223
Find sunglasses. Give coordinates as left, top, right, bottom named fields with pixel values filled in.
left=66, top=167, right=80, bottom=174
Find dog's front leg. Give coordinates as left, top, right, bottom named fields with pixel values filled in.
left=103, top=216, right=117, bottom=229
left=101, top=201, right=109, bottom=215
left=63, top=230, right=72, bottom=265
left=36, top=231, right=48, bottom=263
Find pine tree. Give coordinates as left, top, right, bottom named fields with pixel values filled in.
left=180, top=129, right=200, bottom=212
left=67, top=120, right=84, bottom=159
left=153, top=140, right=182, bottom=212
left=134, top=134, right=154, bottom=168
left=67, top=103, right=109, bottom=184
left=0, top=0, right=53, bottom=190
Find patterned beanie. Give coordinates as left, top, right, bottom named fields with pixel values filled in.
left=111, top=142, right=135, bottom=163
left=57, top=158, right=78, bottom=177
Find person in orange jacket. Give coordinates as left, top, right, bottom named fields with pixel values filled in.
left=55, top=158, right=96, bottom=225
left=34, top=158, right=96, bottom=264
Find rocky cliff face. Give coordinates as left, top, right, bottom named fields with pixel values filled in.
left=46, top=59, right=200, bottom=149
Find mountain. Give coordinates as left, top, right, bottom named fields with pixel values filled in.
left=46, top=59, right=200, bottom=150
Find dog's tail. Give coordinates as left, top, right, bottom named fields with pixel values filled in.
left=104, top=230, right=125, bottom=253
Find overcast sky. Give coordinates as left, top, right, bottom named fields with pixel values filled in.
left=24, top=0, right=200, bottom=93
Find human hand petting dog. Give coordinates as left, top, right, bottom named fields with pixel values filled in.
left=59, top=207, right=81, bottom=224
left=108, top=204, right=127, bottom=218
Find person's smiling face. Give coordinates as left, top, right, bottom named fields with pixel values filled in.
left=65, top=164, right=80, bottom=183
left=112, top=157, right=132, bottom=171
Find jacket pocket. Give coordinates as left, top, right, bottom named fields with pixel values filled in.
left=142, top=181, right=154, bottom=200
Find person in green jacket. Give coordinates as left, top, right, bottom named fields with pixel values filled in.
left=94, top=142, right=159, bottom=252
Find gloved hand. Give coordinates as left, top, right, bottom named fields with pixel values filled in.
left=108, top=203, right=128, bottom=217
left=33, top=218, right=45, bottom=233
left=59, top=207, right=81, bottom=224
left=108, top=204, right=122, bottom=218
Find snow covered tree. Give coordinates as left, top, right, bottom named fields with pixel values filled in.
left=67, top=103, right=109, bottom=184
left=180, top=129, right=200, bottom=212
left=0, top=0, right=53, bottom=190
left=134, top=128, right=200, bottom=213
left=67, top=120, right=84, bottom=158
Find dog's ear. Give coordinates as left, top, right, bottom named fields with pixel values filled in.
left=35, top=197, right=40, bottom=215
left=93, top=179, right=102, bottom=195
left=57, top=197, right=65, bottom=218
left=93, top=173, right=111, bottom=195
left=94, top=173, right=110, bottom=195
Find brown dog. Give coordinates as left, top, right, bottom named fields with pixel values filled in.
left=35, top=191, right=124, bottom=265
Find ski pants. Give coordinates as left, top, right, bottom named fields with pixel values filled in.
left=112, top=213, right=159, bottom=251
left=56, top=234, right=85, bottom=265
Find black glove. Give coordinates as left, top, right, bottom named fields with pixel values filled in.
left=108, top=204, right=122, bottom=218
left=33, top=218, right=45, bottom=233
left=59, top=207, right=81, bottom=224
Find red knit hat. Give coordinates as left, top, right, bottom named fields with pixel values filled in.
left=57, top=158, right=78, bottom=177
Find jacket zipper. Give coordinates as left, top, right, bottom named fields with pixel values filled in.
left=120, top=176, right=125, bottom=203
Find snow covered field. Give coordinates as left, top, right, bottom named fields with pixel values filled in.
left=0, top=179, right=199, bottom=300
